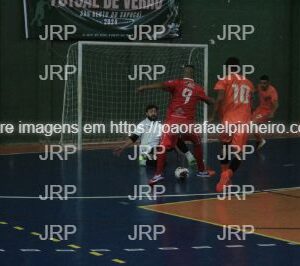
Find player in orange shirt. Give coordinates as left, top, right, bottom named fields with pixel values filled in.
left=252, top=75, right=279, bottom=150
left=212, top=57, right=254, bottom=192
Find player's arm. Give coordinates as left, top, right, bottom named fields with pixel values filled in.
left=203, top=96, right=215, bottom=106
left=209, top=90, right=225, bottom=122
left=209, top=78, right=226, bottom=122
left=269, top=88, right=279, bottom=118
left=113, top=134, right=139, bottom=156
left=269, top=100, right=279, bottom=118
left=136, top=82, right=167, bottom=92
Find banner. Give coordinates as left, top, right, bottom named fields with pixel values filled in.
left=23, top=0, right=181, bottom=40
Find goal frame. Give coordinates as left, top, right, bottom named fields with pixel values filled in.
left=62, top=41, right=209, bottom=152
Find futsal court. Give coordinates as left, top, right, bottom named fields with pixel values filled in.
left=0, top=137, right=299, bottom=266
left=2, top=1, right=300, bottom=265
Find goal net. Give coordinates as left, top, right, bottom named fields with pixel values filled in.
left=61, top=42, right=208, bottom=150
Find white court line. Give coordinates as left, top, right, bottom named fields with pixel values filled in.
left=257, top=244, right=277, bottom=247
left=124, top=248, right=145, bottom=252
left=0, top=249, right=5, bottom=252
left=192, top=246, right=212, bottom=249
left=20, top=249, right=41, bottom=252
left=55, top=249, right=75, bottom=252
left=158, top=247, right=179, bottom=250
left=90, top=249, right=111, bottom=252
left=226, top=245, right=245, bottom=248
left=0, top=186, right=299, bottom=200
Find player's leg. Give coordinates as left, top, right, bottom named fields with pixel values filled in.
left=183, top=133, right=214, bottom=177
left=254, top=133, right=266, bottom=150
left=216, top=133, right=248, bottom=192
left=149, top=133, right=178, bottom=185
left=220, top=143, right=230, bottom=172
left=176, top=136, right=196, bottom=166
left=218, top=133, right=232, bottom=173
left=252, top=109, right=268, bottom=150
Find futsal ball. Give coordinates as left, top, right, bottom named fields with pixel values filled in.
left=174, top=167, right=190, bottom=180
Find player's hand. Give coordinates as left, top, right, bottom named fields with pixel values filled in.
left=113, top=146, right=123, bottom=156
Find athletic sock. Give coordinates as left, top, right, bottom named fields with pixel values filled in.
left=229, top=156, right=241, bottom=172
left=194, top=144, right=205, bottom=172
left=155, top=151, right=166, bottom=176
left=185, top=151, right=195, bottom=163
left=220, top=163, right=229, bottom=172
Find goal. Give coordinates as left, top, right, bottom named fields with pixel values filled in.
left=61, top=42, right=208, bottom=150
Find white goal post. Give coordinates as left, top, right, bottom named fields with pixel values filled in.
left=61, top=41, right=208, bottom=152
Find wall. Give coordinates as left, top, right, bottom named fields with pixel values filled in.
left=0, top=0, right=299, bottom=143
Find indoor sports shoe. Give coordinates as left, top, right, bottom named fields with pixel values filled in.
left=216, top=169, right=233, bottom=193
left=256, top=138, right=266, bottom=150
left=149, top=175, right=165, bottom=185
left=196, top=171, right=210, bottom=177
left=196, top=168, right=216, bottom=177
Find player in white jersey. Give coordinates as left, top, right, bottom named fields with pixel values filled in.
left=114, top=104, right=196, bottom=166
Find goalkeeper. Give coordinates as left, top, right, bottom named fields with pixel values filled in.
left=114, top=104, right=196, bottom=166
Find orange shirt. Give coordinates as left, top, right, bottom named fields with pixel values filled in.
left=257, top=85, right=278, bottom=111
left=214, top=74, right=254, bottom=123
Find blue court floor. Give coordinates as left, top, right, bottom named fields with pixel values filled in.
left=0, top=138, right=299, bottom=266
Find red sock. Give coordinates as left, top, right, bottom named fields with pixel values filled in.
left=194, top=144, right=205, bottom=172
left=155, top=151, right=167, bottom=176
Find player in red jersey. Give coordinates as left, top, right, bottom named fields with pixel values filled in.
left=137, top=65, right=214, bottom=185
left=252, top=75, right=279, bottom=150
left=212, top=57, right=254, bottom=192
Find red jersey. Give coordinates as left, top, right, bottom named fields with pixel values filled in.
left=163, top=78, right=209, bottom=122
left=257, top=85, right=278, bottom=111
left=214, top=74, right=254, bottom=123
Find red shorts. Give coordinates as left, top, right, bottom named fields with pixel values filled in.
left=252, top=108, right=272, bottom=123
left=160, top=132, right=201, bottom=149
left=160, top=120, right=201, bottom=149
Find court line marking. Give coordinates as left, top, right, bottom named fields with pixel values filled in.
left=89, top=251, right=103, bottom=257
left=140, top=206, right=300, bottom=246
left=124, top=248, right=145, bottom=252
left=20, top=249, right=41, bottom=252
left=266, top=190, right=300, bottom=199
left=257, top=244, right=277, bottom=247
left=0, top=221, right=125, bottom=264
left=158, top=247, right=179, bottom=250
left=67, top=244, right=81, bottom=249
left=90, top=249, right=111, bottom=252
left=112, top=259, right=126, bottom=264
left=0, top=244, right=298, bottom=255
left=139, top=187, right=300, bottom=246
left=192, top=246, right=212, bottom=249
left=13, top=226, right=24, bottom=231
left=0, top=186, right=299, bottom=199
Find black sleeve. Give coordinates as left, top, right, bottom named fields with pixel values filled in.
left=129, top=134, right=139, bottom=143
